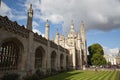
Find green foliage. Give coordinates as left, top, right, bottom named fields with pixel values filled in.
left=91, top=53, right=107, bottom=66
left=1, top=73, right=19, bottom=80
left=88, top=43, right=104, bottom=56
left=88, top=43, right=106, bottom=65
left=107, top=62, right=111, bottom=65
left=23, top=69, right=44, bottom=80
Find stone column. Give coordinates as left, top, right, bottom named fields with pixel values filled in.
left=57, top=46, right=60, bottom=71
left=27, top=32, right=34, bottom=73
left=46, top=41, right=51, bottom=74
left=20, top=47, right=27, bottom=71
left=72, top=48, right=76, bottom=69
left=63, top=53, right=66, bottom=70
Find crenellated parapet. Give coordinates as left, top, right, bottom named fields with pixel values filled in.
left=65, top=49, right=69, bottom=54
left=59, top=45, right=64, bottom=52
left=50, top=41, right=58, bottom=49
left=33, top=33, right=48, bottom=45
left=0, top=16, right=29, bottom=38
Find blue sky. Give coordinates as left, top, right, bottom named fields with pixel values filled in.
left=0, top=0, right=120, bottom=55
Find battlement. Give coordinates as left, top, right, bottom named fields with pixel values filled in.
left=0, top=16, right=29, bottom=38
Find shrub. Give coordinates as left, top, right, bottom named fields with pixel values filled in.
left=1, top=73, right=19, bottom=80
left=23, top=73, right=39, bottom=80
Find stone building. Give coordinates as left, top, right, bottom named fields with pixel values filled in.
left=0, top=4, right=87, bottom=76
left=104, top=49, right=120, bottom=65
left=104, top=55, right=116, bottom=65
left=116, top=50, right=120, bottom=65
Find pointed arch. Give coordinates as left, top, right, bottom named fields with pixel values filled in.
left=0, top=38, right=23, bottom=71
left=35, top=46, right=45, bottom=69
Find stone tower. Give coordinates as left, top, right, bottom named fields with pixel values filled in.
left=66, top=20, right=77, bottom=69
left=45, top=19, right=50, bottom=40
left=27, top=4, right=33, bottom=31
left=67, top=20, right=76, bottom=47
left=80, top=21, right=87, bottom=65
left=77, top=32, right=83, bottom=69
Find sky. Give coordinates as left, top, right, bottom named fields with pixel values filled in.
left=0, top=0, right=120, bottom=55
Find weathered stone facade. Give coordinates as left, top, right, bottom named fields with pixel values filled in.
left=0, top=4, right=87, bottom=76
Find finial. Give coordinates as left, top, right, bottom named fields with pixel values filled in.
left=46, top=19, right=49, bottom=27
left=28, top=3, right=32, bottom=10
left=28, top=3, right=33, bottom=14
left=71, top=19, right=74, bottom=25
left=56, top=28, right=59, bottom=35
left=81, top=20, right=84, bottom=25
left=46, top=19, right=48, bottom=23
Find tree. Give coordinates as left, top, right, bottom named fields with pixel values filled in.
left=88, top=43, right=106, bottom=65
left=91, top=53, right=107, bottom=66
left=88, top=43, right=104, bottom=56
left=107, top=62, right=111, bottom=66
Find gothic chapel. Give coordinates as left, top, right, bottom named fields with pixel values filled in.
left=0, top=4, right=87, bottom=75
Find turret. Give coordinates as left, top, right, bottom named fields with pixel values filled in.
left=45, top=19, right=50, bottom=40
left=80, top=21, right=87, bottom=65
left=27, top=4, right=33, bottom=31
left=59, top=35, right=65, bottom=47
left=77, top=33, right=81, bottom=49
left=80, top=21, right=86, bottom=41
left=54, top=29, right=59, bottom=45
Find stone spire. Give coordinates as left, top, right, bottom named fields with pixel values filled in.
left=70, top=20, right=74, bottom=32
left=27, top=4, right=33, bottom=31
left=80, top=20, right=87, bottom=65
left=80, top=21, right=86, bottom=41
left=55, top=28, right=59, bottom=45
left=45, top=19, right=50, bottom=40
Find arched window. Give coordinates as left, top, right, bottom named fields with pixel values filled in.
left=0, top=41, right=19, bottom=71
left=35, top=47, right=45, bottom=69
left=51, top=51, right=57, bottom=71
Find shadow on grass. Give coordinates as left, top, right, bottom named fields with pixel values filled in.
left=42, top=71, right=83, bottom=80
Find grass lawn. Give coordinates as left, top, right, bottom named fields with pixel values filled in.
left=42, top=70, right=119, bottom=80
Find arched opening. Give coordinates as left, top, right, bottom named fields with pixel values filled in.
left=60, top=54, right=64, bottom=70
left=51, top=51, right=57, bottom=72
left=66, top=55, right=69, bottom=70
left=0, top=39, right=23, bottom=71
left=35, top=46, right=45, bottom=69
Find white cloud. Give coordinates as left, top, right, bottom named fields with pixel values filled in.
left=33, top=21, right=39, bottom=28
left=41, top=14, right=63, bottom=24
left=1, top=0, right=120, bottom=35
left=103, top=47, right=119, bottom=56
left=0, top=1, right=14, bottom=19
left=26, top=0, right=120, bottom=34
left=33, top=28, right=45, bottom=37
